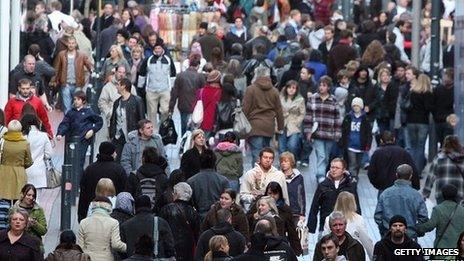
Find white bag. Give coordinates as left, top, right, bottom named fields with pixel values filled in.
left=233, top=100, right=251, bottom=138
left=191, top=100, right=204, bottom=125
left=179, top=130, right=192, bottom=156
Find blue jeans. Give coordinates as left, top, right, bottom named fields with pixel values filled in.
left=347, top=150, right=363, bottom=178
left=407, top=123, right=429, bottom=173
left=180, top=112, right=191, bottom=136
left=248, top=136, right=271, bottom=165
left=277, top=132, right=301, bottom=158
left=396, top=126, right=411, bottom=150
left=313, top=139, right=335, bottom=179
left=61, top=84, right=76, bottom=114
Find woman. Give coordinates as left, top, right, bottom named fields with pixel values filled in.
left=214, top=133, right=243, bottom=191
left=46, top=230, right=91, bottom=261
left=132, top=6, right=148, bottom=32
left=110, top=192, right=134, bottom=225
left=196, top=70, right=223, bottom=135
left=121, top=8, right=140, bottom=34
left=278, top=80, right=305, bottom=159
left=405, top=73, right=434, bottom=174
left=87, top=178, right=117, bottom=217
left=181, top=129, right=207, bottom=180
left=458, top=231, right=464, bottom=259
left=78, top=196, right=126, bottom=261
left=129, top=44, right=144, bottom=86
left=298, top=67, right=316, bottom=101
left=214, top=84, right=237, bottom=141
left=373, top=68, right=399, bottom=133
left=361, top=40, right=386, bottom=70
left=322, top=191, right=374, bottom=260
left=0, top=208, right=42, bottom=260
left=21, top=114, right=52, bottom=190
left=204, top=235, right=232, bottom=261
left=101, top=45, right=131, bottom=80
left=202, top=189, right=249, bottom=240
left=182, top=41, right=207, bottom=72
left=424, top=135, right=464, bottom=204
left=211, top=47, right=227, bottom=72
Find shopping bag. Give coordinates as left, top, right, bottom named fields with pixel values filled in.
left=159, top=116, right=178, bottom=145
left=45, top=158, right=62, bottom=188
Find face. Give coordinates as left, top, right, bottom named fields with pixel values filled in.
left=267, top=189, right=280, bottom=201
left=194, top=133, right=205, bottom=147
left=117, top=81, right=126, bottom=94
left=216, top=28, right=224, bottom=38
left=318, top=82, right=330, bottom=95
left=340, top=76, right=349, bottom=86
left=35, top=4, right=45, bottom=15
left=115, top=67, right=126, bottom=81
left=122, top=10, right=130, bottom=21
left=259, top=152, right=274, bottom=170
left=324, top=30, right=334, bottom=41
left=258, top=201, right=270, bottom=215
left=128, top=38, right=138, bottom=49
left=380, top=72, right=391, bottom=84
left=18, top=83, right=32, bottom=97
left=110, top=47, right=119, bottom=58
left=116, top=34, right=126, bottom=44
left=140, top=123, right=154, bottom=137
left=73, top=97, right=84, bottom=108
left=235, top=18, right=243, bottom=29
left=286, top=84, right=297, bottom=97
left=329, top=161, right=345, bottom=180
left=280, top=158, right=292, bottom=172
left=358, top=70, right=368, bottom=79
left=395, top=67, right=405, bottom=79
left=104, top=4, right=114, bottom=16
left=300, top=68, right=310, bottom=80
left=221, top=243, right=230, bottom=254
left=352, top=105, right=362, bottom=113
left=337, top=21, right=347, bottom=30
left=148, top=35, right=158, bottom=46
left=23, top=189, right=35, bottom=206
left=219, top=193, right=233, bottom=209
left=405, top=69, right=416, bottom=82
left=330, top=219, right=346, bottom=237
left=10, top=213, right=27, bottom=232
left=379, top=13, right=387, bottom=23
left=132, top=50, right=141, bottom=59
left=23, top=58, right=36, bottom=73
left=154, top=46, right=164, bottom=56
left=199, top=28, right=206, bottom=35
left=294, top=13, right=301, bottom=23
left=321, top=240, right=339, bottom=261
left=390, top=222, right=406, bottom=239
left=132, top=9, right=139, bottom=16
left=67, top=39, right=77, bottom=51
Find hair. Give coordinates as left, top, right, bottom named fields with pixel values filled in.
left=138, top=119, right=152, bottom=130
left=442, top=135, right=462, bottom=154
left=216, top=208, right=232, bottom=223
left=319, top=76, right=333, bottom=88
left=331, top=157, right=347, bottom=170
left=339, top=30, right=353, bottom=39
left=309, top=49, right=323, bottom=62
left=333, top=192, right=357, bottom=220
left=222, top=188, right=237, bottom=202
left=20, top=113, right=40, bottom=136
left=169, top=169, right=186, bottom=187
left=205, top=235, right=229, bottom=261
left=119, top=78, right=132, bottom=92
left=134, top=235, right=154, bottom=256
left=320, top=234, right=340, bottom=248
left=362, top=40, right=385, bottom=68
left=173, top=182, right=192, bottom=201
left=200, top=149, right=216, bottom=169
left=8, top=208, right=29, bottom=227
left=230, top=43, right=243, bottom=55
left=221, top=131, right=237, bottom=144
left=109, top=45, right=124, bottom=60
left=380, top=130, right=395, bottom=144
left=254, top=217, right=278, bottom=236
left=324, top=25, right=335, bottom=33
left=8, top=120, right=22, bottom=132
left=458, top=231, right=464, bottom=256
left=211, top=47, right=224, bottom=67
left=95, top=178, right=116, bottom=197
left=259, top=147, right=275, bottom=158
left=443, top=68, right=454, bottom=82
left=28, top=44, right=41, bottom=58
left=405, top=65, right=420, bottom=79
left=337, top=69, right=350, bottom=81
left=279, top=151, right=296, bottom=167
left=290, top=9, right=301, bottom=18
left=377, top=67, right=391, bottom=83
left=73, top=90, right=87, bottom=103
left=265, top=182, right=284, bottom=201
left=189, top=53, right=202, bottom=67
left=328, top=211, right=347, bottom=227
left=142, top=146, right=159, bottom=164
left=220, top=83, right=237, bottom=102
left=396, top=164, right=413, bottom=180
left=281, top=80, right=299, bottom=101
left=257, top=196, right=279, bottom=215
left=50, top=0, right=62, bottom=11
left=21, top=184, right=37, bottom=201
left=18, top=78, right=32, bottom=88
left=57, top=230, right=77, bottom=250
left=189, top=129, right=205, bottom=149
left=411, top=73, right=432, bottom=93
left=225, top=59, right=242, bottom=77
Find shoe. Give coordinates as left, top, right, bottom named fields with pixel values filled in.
left=301, top=162, right=309, bottom=168
left=318, top=177, right=325, bottom=183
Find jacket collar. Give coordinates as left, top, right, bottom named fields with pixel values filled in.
left=3, top=131, right=26, bottom=141
left=0, top=230, right=40, bottom=251
left=394, top=179, right=412, bottom=187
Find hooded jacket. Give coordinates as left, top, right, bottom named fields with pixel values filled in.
left=263, top=235, right=298, bottom=261
left=45, top=245, right=91, bottom=261
left=57, top=106, right=103, bottom=142
left=340, top=110, right=372, bottom=151
left=214, top=142, right=244, bottom=181
left=314, top=232, right=366, bottom=261
left=195, top=222, right=246, bottom=260
left=109, top=94, right=145, bottom=140
left=373, top=232, right=423, bottom=261
left=279, top=94, right=306, bottom=137
left=285, top=169, right=306, bottom=216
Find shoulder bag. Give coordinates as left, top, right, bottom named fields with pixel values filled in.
left=45, top=158, right=62, bottom=188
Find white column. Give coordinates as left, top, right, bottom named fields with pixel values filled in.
left=411, top=0, right=422, bottom=67
left=10, top=0, right=20, bottom=70
left=454, top=1, right=464, bottom=141
left=0, top=0, right=10, bottom=108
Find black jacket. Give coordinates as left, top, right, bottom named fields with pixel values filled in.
left=432, top=84, right=453, bottom=123
left=120, top=209, right=176, bottom=258
left=110, top=208, right=134, bottom=226
left=307, top=173, right=361, bottom=233
left=368, top=144, right=420, bottom=191
left=373, top=232, right=423, bottom=261
left=318, top=40, right=336, bottom=64
left=159, top=200, right=201, bottom=261
left=214, top=100, right=236, bottom=131
left=314, top=232, right=366, bottom=261
left=347, top=77, right=377, bottom=120
left=279, top=63, right=302, bottom=90
left=180, top=147, right=202, bottom=180
left=78, top=154, right=127, bottom=222
left=195, top=222, right=246, bottom=260
left=263, top=236, right=298, bottom=261
left=373, top=82, right=399, bottom=120
left=109, top=94, right=145, bottom=140
left=0, top=230, right=43, bottom=261
left=340, top=111, right=372, bottom=151
left=406, top=91, right=434, bottom=124
left=24, top=30, right=55, bottom=64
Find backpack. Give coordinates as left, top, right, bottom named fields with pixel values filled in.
left=159, top=116, right=178, bottom=145
left=243, top=59, right=273, bottom=85
left=215, top=101, right=236, bottom=130
left=136, top=172, right=158, bottom=208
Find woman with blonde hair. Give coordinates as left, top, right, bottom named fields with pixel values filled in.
left=87, top=178, right=117, bottom=217
left=374, top=68, right=398, bottom=133
left=204, top=235, right=231, bottom=261
left=180, top=129, right=207, bottom=179
left=323, top=191, right=374, bottom=260
left=130, top=44, right=144, bottom=86
left=101, top=45, right=130, bottom=80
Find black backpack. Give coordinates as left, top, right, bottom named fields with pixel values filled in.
left=159, top=116, right=178, bottom=145
left=215, top=101, right=236, bottom=130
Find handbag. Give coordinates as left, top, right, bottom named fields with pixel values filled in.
left=233, top=100, right=251, bottom=138
left=159, top=116, right=178, bottom=145
left=191, top=89, right=204, bottom=125
left=45, top=158, right=62, bottom=188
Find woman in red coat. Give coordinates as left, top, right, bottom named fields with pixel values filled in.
left=196, top=70, right=222, bottom=135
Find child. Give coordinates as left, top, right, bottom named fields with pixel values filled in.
left=280, top=152, right=306, bottom=227
left=57, top=91, right=103, bottom=175
left=340, top=97, right=372, bottom=181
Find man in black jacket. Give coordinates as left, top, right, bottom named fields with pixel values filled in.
left=368, top=131, right=420, bottom=196
left=254, top=218, right=298, bottom=261
left=77, top=142, right=127, bottom=222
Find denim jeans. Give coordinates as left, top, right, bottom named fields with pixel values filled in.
left=180, top=112, right=191, bottom=136
left=347, top=150, right=363, bottom=178
left=248, top=136, right=271, bottom=165
left=277, top=132, right=301, bottom=158
left=407, top=123, right=429, bottom=173
left=313, top=139, right=335, bottom=179
left=61, top=84, right=76, bottom=114
left=396, top=126, right=411, bottom=150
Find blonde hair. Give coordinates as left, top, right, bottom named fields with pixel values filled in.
left=95, top=178, right=116, bottom=197
left=377, top=68, right=391, bottom=83
left=279, top=151, right=296, bottom=167
left=7, top=120, right=22, bottom=132
left=333, top=191, right=357, bottom=220
left=189, top=129, right=205, bottom=149
left=204, top=235, right=229, bottom=261
left=109, top=45, right=124, bottom=61
left=411, top=73, right=432, bottom=93
left=131, top=44, right=144, bottom=59
left=257, top=196, right=279, bottom=216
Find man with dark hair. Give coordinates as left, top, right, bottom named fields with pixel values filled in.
left=92, top=2, right=115, bottom=32
left=225, top=17, right=251, bottom=57
left=187, top=149, right=229, bottom=219
left=254, top=219, right=298, bottom=261
left=318, top=25, right=336, bottom=64
left=375, top=164, right=428, bottom=239
left=195, top=209, right=246, bottom=260
left=432, top=68, right=454, bottom=146
left=319, top=234, right=346, bottom=261
left=327, top=30, right=358, bottom=78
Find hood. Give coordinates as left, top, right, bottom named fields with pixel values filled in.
left=285, top=168, right=302, bottom=182
left=441, top=151, right=464, bottom=163
left=115, top=192, right=134, bottom=215
left=91, top=201, right=113, bottom=215
left=230, top=25, right=247, bottom=36
left=211, top=222, right=234, bottom=235
left=3, top=131, right=26, bottom=142
left=382, top=231, right=416, bottom=250
left=254, top=77, right=273, bottom=90
left=137, top=163, right=165, bottom=178
left=334, top=87, right=349, bottom=104
left=215, top=142, right=241, bottom=153
left=265, top=235, right=287, bottom=249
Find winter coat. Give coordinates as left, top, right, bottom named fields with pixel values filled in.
left=373, top=232, right=423, bottom=261
left=180, top=147, right=202, bottom=180
left=52, top=50, right=93, bottom=88
left=198, top=34, right=224, bottom=62
left=159, top=200, right=201, bottom=261
left=423, top=151, right=464, bottom=204
left=243, top=77, right=284, bottom=138
left=432, top=84, right=453, bottom=123
left=276, top=203, right=303, bottom=256
left=307, top=173, right=360, bottom=233
left=303, top=93, right=342, bottom=141
left=0, top=131, right=33, bottom=200
left=195, top=222, right=246, bottom=260
left=77, top=203, right=127, bottom=261
left=45, top=245, right=91, bottom=261
left=375, top=179, right=429, bottom=238
left=306, top=61, right=328, bottom=83
left=196, top=85, right=222, bottom=131
left=368, top=144, right=420, bottom=191
left=214, top=100, right=236, bottom=132
left=120, top=130, right=166, bottom=175
left=374, top=82, right=399, bottom=121
left=318, top=40, right=336, bottom=64
left=9, top=65, right=51, bottom=95
left=0, top=230, right=43, bottom=261
left=24, top=30, right=55, bottom=64
left=25, top=126, right=52, bottom=188
left=279, top=64, right=302, bottom=90
left=138, top=53, right=176, bottom=92
left=280, top=94, right=306, bottom=137
left=286, top=169, right=306, bottom=216
left=214, top=142, right=244, bottom=181
left=12, top=201, right=47, bottom=240
left=187, top=169, right=230, bottom=218
left=109, top=94, right=145, bottom=140
left=57, top=107, right=103, bottom=142
left=263, top=235, right=298, bottom=261
left=77, top=154, right=127, bottom=222
left=201, top=202, right=249, bottom=240
left=225, top=26, right=251, bottom=56
left=405, top=91, right=434, bottom=124
left=327, top=41, right=358, bottom=78
left=169, top=67, right=206, bottom=113
left=120, top=209, right=176, bottom=258
left=314, top=232, right=366, bottom=261
left=98, top=80, right=138, bottom=123
left=340, top=111, right=372, bottom=151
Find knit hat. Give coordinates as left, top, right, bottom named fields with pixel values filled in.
left=334, top=87, right=348, bottom=103
left=207, top=70, right=221, bottom=83
left=99, top=142, right=116, bottom=156
left=127, top=0, right=138, bottom=7
left=442, top=184, right=458, bottom=201
left=351, top=97, right=364, bottom=108
left=115, top=192, right=135, bottom=215
left=389, top=215, right=407, bottom=228
left=154, top=38, right=164, bottom=47
left=135, top=195, right=151, bottom=210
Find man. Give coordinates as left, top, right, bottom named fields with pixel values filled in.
left=243, top=25, right=273, bottom=60
left=109, top=78, right=145, bottom=161
left=47, top=0, right=78, bottom=34
left=432, top=68, right=454, bottom=146
left=192, top=22, right=208, bottom=43
left=392, top=20, right=411, bottom=64
left=254, top=218, right=298, bottom=261
left=243, top=66, right=284, bottom=164
left=98, top=18, right=123, bottom=60
left=373, top=215, right=423, bottom=261
left=138, top=39, right=176, bottom=131
left=240, top=148, right=289, bottom=207
left=327, top=30, right=358, bottom=79
left=121, top=119, right=166, bottom=175
left=52, top=36, right=93, bottom=113
left=319, top=234, right=347, bottom=261
left=243, top=44, right=277, bottom=85
left=318, top=25, right=336, bottom=64
left=187, top=150, right=229, bottom=219
left=77, top=142, right=127, bottom=222
left=313, top=212, right=365, bottom=261
left=169, top=54, right=206, bottom=135
left=92, top=2, right=114, bottom=32
left=307, top=158, right=360, bottom=234
left=120, top=195, right=176, bottom=258
left=224, top=17, right=251, bottom=56
left=368, top=131, right=420, bottom=196
left=420, top=22, right=443, bottom=74
left=195, top=209, right=246, bottom=260
left=4, top=78, right=53, bottom=137
left=304, top=76, right=341, bottom=182
left=198, top=23, right=224, bottom=62
left=284, top=10, right=301, bottom=41
left=374, top=164, right=428, bottom=239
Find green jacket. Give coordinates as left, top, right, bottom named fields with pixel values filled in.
left=12, top=201, right=48, bottom=239
left=416, top=200, right=464, bottom=248
left=214, top=142, right=244, bottom=181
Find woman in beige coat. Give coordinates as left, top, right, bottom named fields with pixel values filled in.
left=77, top=196, right=126, bottom=261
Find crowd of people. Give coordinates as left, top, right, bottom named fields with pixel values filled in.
left=0, top=0, right=463, bottom=260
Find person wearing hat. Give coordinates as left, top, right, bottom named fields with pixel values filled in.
left=77, top=141, right=127, bottom=222
left=138, top=36, right=176, bottom=132
left=339, top=97, right=372, bottom=181
left=192, top=22, right=209, bottom=43
left=373, top=215, right=423, bottom=261
left=194, top=70, right=223, bottom=134
left=374, top=164, right=428, bottom=239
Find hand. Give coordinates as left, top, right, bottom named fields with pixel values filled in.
left=364, top=106, right=370, bottom=113
left=56, top=135, right=63, bottom=141
left=45, top=104, right=53, bottom=112
left=28, top=218, right=37, bottom=226
left=85, top=130, right=94, bottom=139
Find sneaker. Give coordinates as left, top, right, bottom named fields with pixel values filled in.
left=301, top=162, right=309, bottom=168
